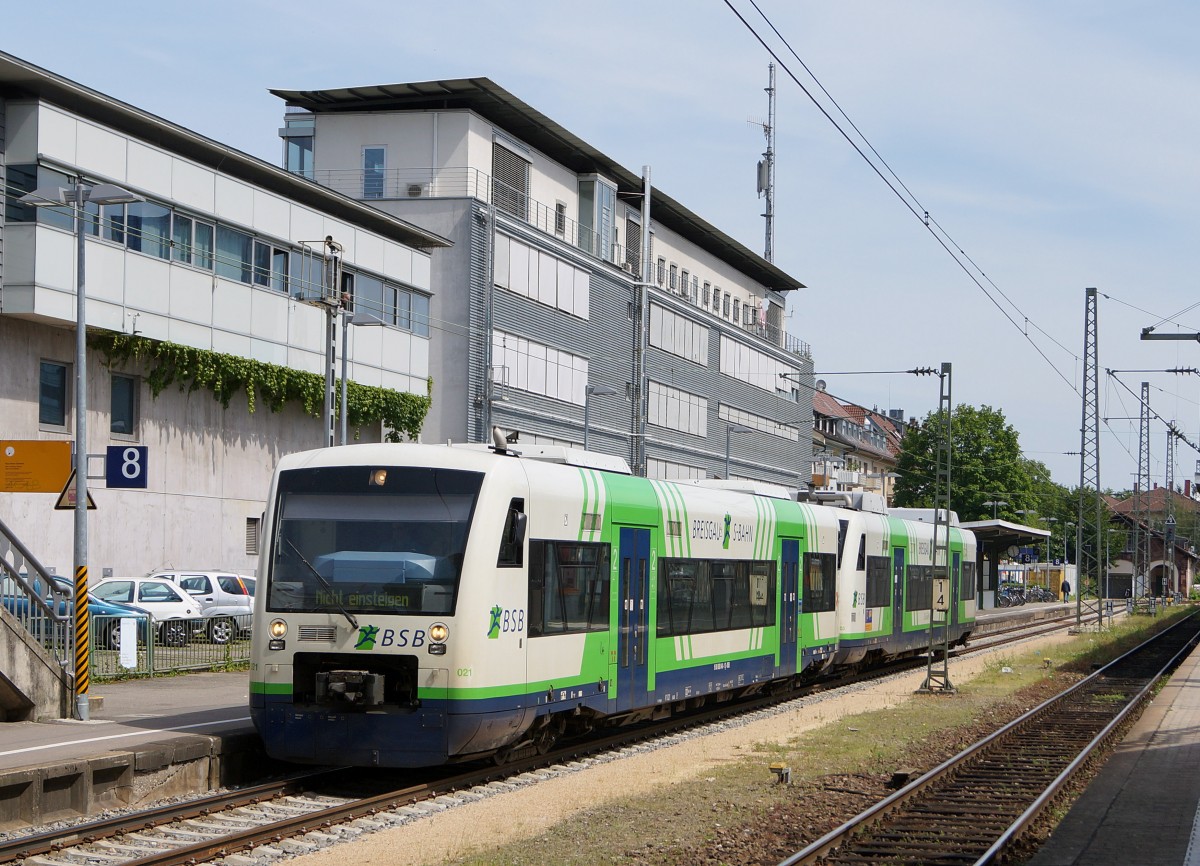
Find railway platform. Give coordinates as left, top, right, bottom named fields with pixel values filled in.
left=0, top=671, right=263, bottom=829
left=1028, top=635, right=1200, bottom=866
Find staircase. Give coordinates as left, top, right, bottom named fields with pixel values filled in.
left=0, top=515, right=72, bottom=721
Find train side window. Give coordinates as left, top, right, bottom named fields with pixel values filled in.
left=802, top=552, right=836, bottom=613
left=497, top=498, right=526, bottom=567
left=528, top=539, right=611, bottom=636
left=856, top=534, right=866, bottom=571
left=865, top=555, right=891, bottom=607
left=905, top=564, right=933, bottom=611
left=961, top=561, right=977, bottom=600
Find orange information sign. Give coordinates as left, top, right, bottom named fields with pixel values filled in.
left=1, top=440, right=72, bottom=493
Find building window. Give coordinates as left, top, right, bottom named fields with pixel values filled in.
left=493, top=234, right=590, bottom=320
left=245, top=517, right=260, bottom=555
left=555, top=201, right=567, bottom=235
left=680, top=269, right=689, bottom=296
left=411, top=293, right=430, bottom=337
left=110, top=374, right=138, bottom=436
left=283, top=116, right=315, bottom=179
left=723, top=293, right=731, bottom=318
left=39, top=361, right=69, bottom=428
left=215, top=226, right=253, bottom=283
left=648, top=381, right=708, bottom=437
left=712, top=287, right=721, bottom=314
left=363, top=146, right=386, bottom=199
left=649, top=303, right=709, bottom=367
left=492, top=143, right=531, bottom=220
left=669, top=263, right=678, bottom=291
left=125, top=201, right=172, bottom=259
left=253, top=241, right=290, bottom=293
left=625, top=214, right=642, bottom=274
left=732, top=298, right=740, bottom=324
left=703, top=282, right=711, bottom=307
left=656, top=257, right=666, bottom=286
left=171, top=214, right=215, bottom=269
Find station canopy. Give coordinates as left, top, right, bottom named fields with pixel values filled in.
left=959, top=519, right=1051, bottom=556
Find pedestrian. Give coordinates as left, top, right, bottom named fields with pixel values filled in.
left=1061, top=577, right=1071, bottom=600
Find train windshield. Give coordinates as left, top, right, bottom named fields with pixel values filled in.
left=267, top=465, right=483, bottom=615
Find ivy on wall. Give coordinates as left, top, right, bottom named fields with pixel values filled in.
left=89, top=331, right=431, bottom=442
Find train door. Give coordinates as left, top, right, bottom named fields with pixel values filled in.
left=951, top=551, right=960, bottom=627
left=780, top=539, right=800, bottom=675
left=617, top=527, right=650, bottom=711
left=892, top=548, right=906, bottom=634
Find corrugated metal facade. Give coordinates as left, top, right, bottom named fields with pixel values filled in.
left=467, top=212, right=812, bottom=487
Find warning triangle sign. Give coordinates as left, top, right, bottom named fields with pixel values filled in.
left=55, top=469, right=97, bottom=510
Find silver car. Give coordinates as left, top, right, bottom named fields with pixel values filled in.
left=151, top=571, right=254, bottom=644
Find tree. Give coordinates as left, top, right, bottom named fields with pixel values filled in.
left=893, top=404, right=1035, bottom=518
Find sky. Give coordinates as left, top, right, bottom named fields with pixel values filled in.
left=6, top=1, right=1200, bottom=497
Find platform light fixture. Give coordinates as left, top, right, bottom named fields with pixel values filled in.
left=583, top=384, right=618, bottom=451
left=725, top=423, right=753, bottom=479
left=21, top=179, right=143, bottom=722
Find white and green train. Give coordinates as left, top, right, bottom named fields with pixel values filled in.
left=249, top=440, right=976, bottom=768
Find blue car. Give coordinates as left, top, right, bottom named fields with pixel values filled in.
left=2, top=574, right=150, bottom=649
left=87, top=592, right=152, bottom=650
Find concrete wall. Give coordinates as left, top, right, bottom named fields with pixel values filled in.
left=0, top=316, right=385, bottom=578
left=0, top=604, right=70, bottom=722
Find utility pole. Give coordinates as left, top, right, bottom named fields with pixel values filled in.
left=919, top=363, right=954, bottom=694
left=754, top=63, right=776, bottom=263
left=1137, top=383, right=1151, bottom=597
left=1077, top=288, right=1102, bottom=627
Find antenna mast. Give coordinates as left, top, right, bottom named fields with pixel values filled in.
left=755, top=63, right=776, bottom=262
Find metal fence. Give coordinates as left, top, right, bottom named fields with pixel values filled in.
left=88, top=614, right=253, bottom=680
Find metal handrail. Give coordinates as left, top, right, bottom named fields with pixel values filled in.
left=0, top=513, right=71, bottom=665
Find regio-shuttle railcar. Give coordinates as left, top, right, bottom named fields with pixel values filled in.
left=249, top=441, right=975, bottom=768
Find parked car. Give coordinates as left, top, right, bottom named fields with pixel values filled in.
left=2, top=574, right=151, bottom=649
left=151, top=571, right=255, bottom=644
left=88, top=593, right=152, bottom=650
left=91, top=577, right=200, bottom=646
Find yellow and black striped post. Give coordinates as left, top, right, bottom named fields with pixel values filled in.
left=73, top=564, right=90, bottom=704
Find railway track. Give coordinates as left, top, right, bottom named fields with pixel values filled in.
left=780, top=610, right=1200, bottom=866
left=0, top=612, right=1082, bottom=866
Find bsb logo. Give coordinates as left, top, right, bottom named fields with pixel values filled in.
left=354, top=624, right=427, bottom=650
left=489, top=604, right=526, bottom=639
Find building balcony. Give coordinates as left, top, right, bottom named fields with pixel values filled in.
left=304, top=165, right=811, bottom=359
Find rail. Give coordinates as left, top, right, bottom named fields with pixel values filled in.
left=779, top=610, right=1200, bottom=866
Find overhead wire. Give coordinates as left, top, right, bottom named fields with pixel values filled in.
left=723, top=0, right=1079, bottom=395
left=726, top=0, right=1199, bottom=488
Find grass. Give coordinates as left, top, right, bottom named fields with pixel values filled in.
left=448, top=608, right=1195, bottom=865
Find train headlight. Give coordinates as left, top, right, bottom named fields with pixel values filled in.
left=369, top=468, right=388, bottom=486
left=268, top=618, right=288, bottom=650
left=428, top=622, right=449, bottom=654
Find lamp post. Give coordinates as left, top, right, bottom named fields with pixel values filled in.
left=981, top=499, right=1007, bottom=520
left=582, top=384, right=618, bottom=450
left=725, top=423, right=752, bottom=479
left=338, top=310, right=385, bottom=445
left=21, top=180, right=143, bottom=722
left=1045, top=517, right=1058, bottom=563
